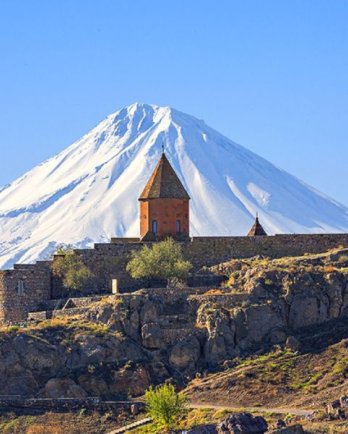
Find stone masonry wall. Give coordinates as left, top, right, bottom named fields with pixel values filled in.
left=52, top=242, right=146, bottom=297
left=61, top=233, right=348, bottom=297
left=0, top=262, right=51, bottom=324
left=184, top=234, right=348, bottom=268
left=2, top=233, right=348, bottom=324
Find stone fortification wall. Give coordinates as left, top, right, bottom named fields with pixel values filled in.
left=57, top=233, right=348, bottom=297
left=54, top=242, right=145, bottom=296
left=185, top=233, right=348, bottom=268
left=1, top=233, right=348, bottom=323
left=0, top=262, right=51, bottom=324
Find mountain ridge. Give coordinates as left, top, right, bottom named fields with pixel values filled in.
left=0, top=102, right=347, bottom=269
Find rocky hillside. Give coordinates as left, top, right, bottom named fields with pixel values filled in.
left=1, top=248, right=348, bottom=402
left=185, top=330, right=348, bottom=409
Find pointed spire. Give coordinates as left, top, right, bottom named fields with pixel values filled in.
left=247, top=213, right=267, bottom=236
left=139, top=153, right=190, bottom=200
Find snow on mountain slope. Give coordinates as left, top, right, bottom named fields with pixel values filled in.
left=0, top=102, right=348, bottom=269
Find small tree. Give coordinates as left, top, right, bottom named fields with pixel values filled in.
left=52, top=245, right=92, bottom=292
left=144, top=384, right=188, bottom=431
left=126, top=238, right=192, bottom=287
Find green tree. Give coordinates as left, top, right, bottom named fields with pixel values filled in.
left=52, top=245, right=92, bottom=292
left=126, top=238, right=192, bottom=286
left=144, top=384, right=188, bottom=431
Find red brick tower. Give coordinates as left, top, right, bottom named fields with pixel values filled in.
left=139, top=152, right=190, bottom=241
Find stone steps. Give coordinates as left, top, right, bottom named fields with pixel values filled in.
left=107, top=417, right=152, bottom=434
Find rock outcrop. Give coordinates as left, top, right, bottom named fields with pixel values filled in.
left=216, top=412, right=268, bottom=433
left=0, top=249, right=348, bottom=398
left=188, top=425, right=218, bottom=433
left=271, top=425, right=305, bottom=434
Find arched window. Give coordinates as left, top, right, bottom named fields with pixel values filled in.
left=17, top=280, right=25, bottom=296
left=152, top=220, right=158, bottom=234
left=176, top=219, right=181, bottom=234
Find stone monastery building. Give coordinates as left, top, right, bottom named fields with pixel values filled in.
left=0, top=151, right=348, bottom=324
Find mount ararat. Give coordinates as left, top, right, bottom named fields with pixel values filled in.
left=0, top=102, right=347, bottom=268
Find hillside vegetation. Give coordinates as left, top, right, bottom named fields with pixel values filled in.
left=1, top=248, right=348, bottom=432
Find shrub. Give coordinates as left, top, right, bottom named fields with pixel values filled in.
left=337, top=255, right=348, bottom=263
left=324, top=264, right=335, bottom=273
left=221, top=274, right=235, bottom=288
left=204, top=288, right=225, bottom=295
left=52, top=246, right=92, bottom=292
left=126, top=238, right=192, bottom=286
left=144, top=384, right=188, bottom=430
left=7, top=325, right=20, bottom=332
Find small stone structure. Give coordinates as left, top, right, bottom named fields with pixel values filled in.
left=0, top=262, right=51, bottom=324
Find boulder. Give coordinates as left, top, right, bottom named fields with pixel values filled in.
left=271, top=425, right=305, bottom=434
left=13, top=335, right=62, bottom=372
left=187, top=425, right=217, bottom=433
left=0, top=369, right=39, bottom=396
left=285, top=336, right=301, bottom=352
left=169, top=337, right=201, bottom=370
left=241, top=304, right=283, bottom=347
left=141, top=322, right=163, bottom=349
left=288, top=296, right=327, bottom=329
left=77, top=375, right=109, bottom=396
left=276, top=419, right=286, bottom=429
left=269, top=329, right=287, bottom=344
left=199, top=305, right=237, bottom=365
left=39, top=378, right=87, bottom=398
left=140, top=301, right=158, bottom=323
left=110, top=365, right=150, bottom=397
left=216, top=412, right=268, bottom=434
left=125, top=309, right=140, bottom=338
left=204, top=334, right=228, bottom=366
left=340, top=395, right=348, bottom=407
left=248, top=284, right=271, bottom=300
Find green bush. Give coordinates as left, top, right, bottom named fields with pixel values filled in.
left=144, top=384, right=188, bottom=430
left=126, top=238, right=192, bottom=286
left=52, top=245, right=92, bottom=292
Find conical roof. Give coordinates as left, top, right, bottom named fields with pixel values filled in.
left=247, top=216, right=267, bottom=236
left=139, top=153, right=190, bottom=200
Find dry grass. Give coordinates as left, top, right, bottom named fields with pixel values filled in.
left=203, top=288, right=227, bottom=295
left=0, top=315, right=124, bottom=346
left=0, top=410, right=127, bottom=434
left=185, top=338, right=348, bottom=410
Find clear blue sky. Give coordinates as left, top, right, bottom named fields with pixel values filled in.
left=1, top=0, right=347, bottom=205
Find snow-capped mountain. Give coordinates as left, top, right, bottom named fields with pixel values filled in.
left=0, top=102, right=348, bottom=269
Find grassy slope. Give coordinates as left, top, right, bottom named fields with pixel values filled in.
left=0, top=410, right=131, bottom=434
left=185, top=338, right=348, bottom=409
left=3, top=248, right=348, bottom=433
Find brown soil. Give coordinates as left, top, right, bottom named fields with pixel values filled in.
left=185, top=338, right=348, bottom=411
left=0, top=409, right=138, bottom=434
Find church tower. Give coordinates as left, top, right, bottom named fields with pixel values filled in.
left=139, top=152, right=190, bottom=241
left=247, top=214, right=267, bottom=236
